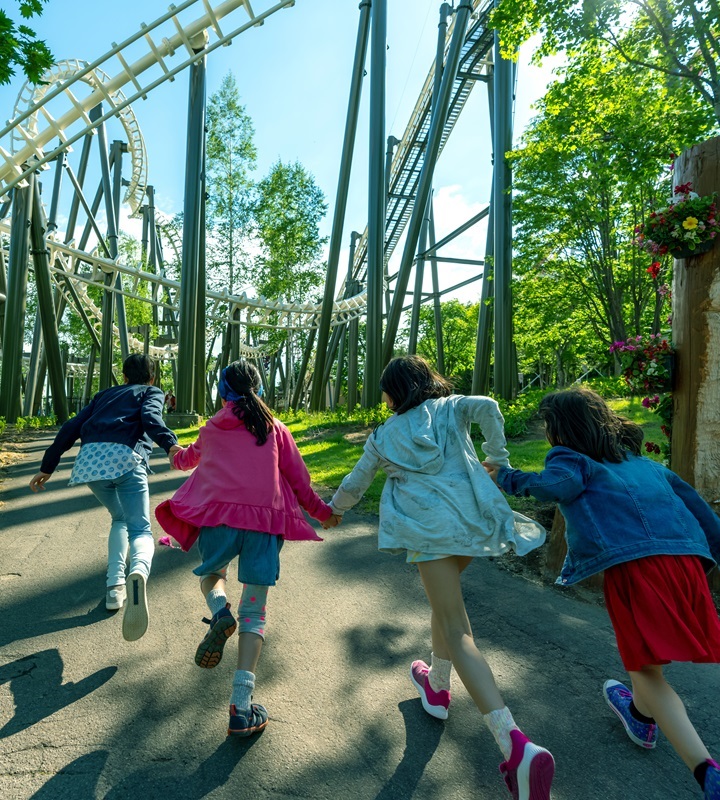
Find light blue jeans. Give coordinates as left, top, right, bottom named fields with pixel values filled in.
left=87, top=463, right=154, bottom=585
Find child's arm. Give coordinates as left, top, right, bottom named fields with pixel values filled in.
left=666, top=470, right=720, bottom=562
left=455, top=395, right=511, bottom=467
left=36, top=396, right=98, bottom=477
left=329, top=447, right=382, bottom=516
left=172, top=430, right=203, bottom=471
left=490, top=447, right=590, bottom=503
left=276, top=425, right=333, bottom=523
left=141, top=387, right=179, bottom=454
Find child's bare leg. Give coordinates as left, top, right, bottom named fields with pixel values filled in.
left=630, top=665, right=711, bottom=770
left=429, top=556, right=473, bottom=661
left=418, top=556, right=503, bottom=714
left=200, top=574, right=226, bottom=601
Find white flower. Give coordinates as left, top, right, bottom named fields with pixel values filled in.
left=688, top=191, right=699, bottom=199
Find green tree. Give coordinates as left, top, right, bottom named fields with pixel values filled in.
left=493, top=0, right=720, bottom=121
left=510, top=45, right=715, bottom=355
left=252, top=159, right=328, bottom=302
left=206, top=72, right=257, bottom=295
left=0, top=0, right=53, bottom=85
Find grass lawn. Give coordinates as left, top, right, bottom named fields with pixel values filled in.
left=172, top=395, right=662, bottom=515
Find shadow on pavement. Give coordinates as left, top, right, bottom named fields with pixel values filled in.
left=29, top=750, right=109, bottom=800
left=1, top=588, right=110, bottom=646
left=102, top=735, right=261, bottom=799
left=0, top=649, right=116, bottom=739
left=374, top=699, right=444, bottom=800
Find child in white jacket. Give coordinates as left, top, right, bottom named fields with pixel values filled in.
left=330, top=355, right=553, bottom=800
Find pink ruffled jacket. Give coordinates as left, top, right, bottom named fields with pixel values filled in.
left=155, top=405, right=332, bottom=551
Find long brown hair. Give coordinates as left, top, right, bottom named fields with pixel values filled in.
left=379, top=355, right=452, bottom=415
left=223, top=360, right=274, bottom=446
left=538, top=386, right=643, bottom=463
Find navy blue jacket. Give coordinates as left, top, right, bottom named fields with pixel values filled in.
left=40, top=383, right=177, bottom=474
left=497, top=446, right=720, bottom=585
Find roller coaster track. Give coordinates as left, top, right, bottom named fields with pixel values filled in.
left=0, top=221, right=368, bottom=358
left=0, top=0, right=297, bottom=196
left=351, top=0, right=494, bottom=285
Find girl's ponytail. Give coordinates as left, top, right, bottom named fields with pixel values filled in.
left=219, top=360, right=274, bottom=446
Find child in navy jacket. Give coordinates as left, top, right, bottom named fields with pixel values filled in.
left=30, top=354, right=180, bottom=641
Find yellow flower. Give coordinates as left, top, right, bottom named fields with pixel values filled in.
left=682, top=216, right=699, bottom=230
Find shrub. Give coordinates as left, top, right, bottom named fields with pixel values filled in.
left=0, top=416, right=5, bottom=437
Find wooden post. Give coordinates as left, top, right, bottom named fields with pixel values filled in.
left=672, top=137, right=720, bottom=590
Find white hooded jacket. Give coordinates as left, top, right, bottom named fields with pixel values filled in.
left=330, top=395, right=545, bottom=558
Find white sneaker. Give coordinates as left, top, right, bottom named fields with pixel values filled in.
left=106, top=584, right=126, bottom=611
left=122, top=573, right=149, bottom=641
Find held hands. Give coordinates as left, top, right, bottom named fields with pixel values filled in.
left=322, top=513, right=343, bottom=530
left=29, top=472, right=51, bottom=492
left=482, top=461, right=500, bottom=485
left=168, top=444, right=183, bottom=469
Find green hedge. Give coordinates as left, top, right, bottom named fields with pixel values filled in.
left=14, top=414, right=58, bottom=431
left=0, top=416, right=5, bottom=437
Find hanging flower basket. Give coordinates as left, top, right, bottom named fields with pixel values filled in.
left=671, top=237, right=716, bottom=260
left=634, top=183, right=718, bottom=263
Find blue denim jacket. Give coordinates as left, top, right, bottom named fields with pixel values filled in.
left=40, top=384, right=177, bottom=474
left=497, top=446, right=720, bottom=585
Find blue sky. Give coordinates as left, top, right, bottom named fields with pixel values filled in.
left=0, top=0, right=560, bottom=302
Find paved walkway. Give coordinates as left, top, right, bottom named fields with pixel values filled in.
left=0, top=435, right=718, bottom=799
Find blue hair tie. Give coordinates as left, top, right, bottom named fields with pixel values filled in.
left=218, top=367, right=264, bottom=402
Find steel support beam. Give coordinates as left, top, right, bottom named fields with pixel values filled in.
left=30, top=180, right=69, bottom=422
left=428, top=198, right=444, bottom=374
left=310, top=0, right=371, bottom=411
left=365, top=0, right=387, bottom=407
left=195, top=180, right=207, bottom=416
left=111, top=141, right=130, bottom=361
left=408, top=205, right=429, bottom=355
left=176, top=44, right=207, bottom=417
left=492, top=18, right=514, bottom=399
left=0, top=181, right=33, bottom=422
left=382, top=1, right=472, bottom=365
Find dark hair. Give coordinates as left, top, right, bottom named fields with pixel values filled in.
left=379, top=355, right=452, bottom=415
left=538, top=386, right=643, bottom=463
left=123, top=354, right=155, bottom=385
left=224, top=359, right=274, bottom=446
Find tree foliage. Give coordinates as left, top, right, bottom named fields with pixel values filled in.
left=253, top=159, right=327, bottom=302
left=509, top=44, right=715, bottom=375
left=492, top=0, right=720, bottom=121
left=206, top=72, right=257, bottom=295
left=0, top=0, right=53, bottom=85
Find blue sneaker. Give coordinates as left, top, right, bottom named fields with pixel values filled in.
left=603, top=679, right=658, bottom=749
left=195, top=604, right=237, bottom=669
left=228, top=703, right=268, bottom=737
left=704, top=759, right=720, bottom=800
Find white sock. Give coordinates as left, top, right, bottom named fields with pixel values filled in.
left=231, top=670, right=255, bottom=711
left=428, top=652, right=452, bottom=692
left=483, top=706, right=519, bottom=760
left=206, top=588, right=228, bottom=616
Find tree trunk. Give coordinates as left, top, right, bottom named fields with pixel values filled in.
left=672, top=138, right=720, bottom=590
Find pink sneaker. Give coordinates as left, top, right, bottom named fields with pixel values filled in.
left=410, top=660, right=450, bottom=720
left=499, top=729, right=554, bottom=800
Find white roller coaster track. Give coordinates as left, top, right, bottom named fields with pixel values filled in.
left=0, top=0, right=297, bottom=195
left=11, top=60, right=149, bottom=216
left=0, top=221, right=368, bottom=359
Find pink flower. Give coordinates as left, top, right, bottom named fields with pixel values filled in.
left=158, top=536, right=177, bottom=548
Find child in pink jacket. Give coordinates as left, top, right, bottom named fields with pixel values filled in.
left=155, top=359, right=335, bottom=737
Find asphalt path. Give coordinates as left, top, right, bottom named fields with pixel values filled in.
left=1, top=435, right=718, bottom=799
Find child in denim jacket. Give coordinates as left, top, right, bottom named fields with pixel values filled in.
left=484, top=386, right=720, bottom=800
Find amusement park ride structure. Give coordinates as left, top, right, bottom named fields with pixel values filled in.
left=0, top=0, right=516, bottom=425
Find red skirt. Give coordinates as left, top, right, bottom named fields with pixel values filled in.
left=604, top=554, right=720, bottom=672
